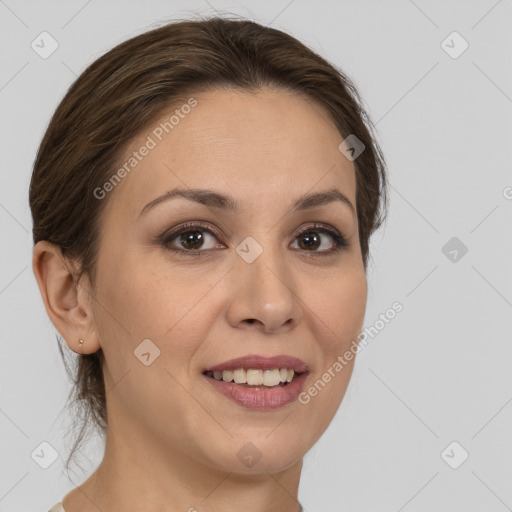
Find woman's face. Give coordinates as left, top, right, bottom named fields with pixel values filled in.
left=89, top=86, right=367, bottom=473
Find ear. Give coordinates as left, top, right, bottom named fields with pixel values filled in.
left=32, top=240, right=101, bottom=355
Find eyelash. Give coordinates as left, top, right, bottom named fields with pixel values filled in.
left=157, top=221, right=348, bottom=258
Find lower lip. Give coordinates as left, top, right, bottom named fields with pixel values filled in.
left=202, top=372, right=309, bottom=410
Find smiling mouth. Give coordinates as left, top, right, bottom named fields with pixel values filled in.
left=203, top=368, right=304, bottom=389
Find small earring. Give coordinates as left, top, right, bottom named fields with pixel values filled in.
left=79, top=338, right=84, bottom=345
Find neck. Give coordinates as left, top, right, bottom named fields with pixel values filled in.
left=64, top=402, right=303, bottom=512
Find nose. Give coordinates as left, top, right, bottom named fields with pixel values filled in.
left=225, top=245, right=303, bottom=334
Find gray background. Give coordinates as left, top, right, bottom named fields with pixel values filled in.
left=1, top=0, right=511, bottom=511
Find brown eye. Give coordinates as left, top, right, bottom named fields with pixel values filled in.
left=297, top=230, right=322, bottom=251
left=291, top=224, right=348, bottom=254
left=160, top=221, right=224, bottom=255
left=164, top=227, right=219, bottom=252
left=159, top=221, right=347, bottom=257
left=177, top=230, right=206, bottom=250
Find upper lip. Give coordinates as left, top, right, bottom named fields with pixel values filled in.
left=204, top=354, right=309, bottom=373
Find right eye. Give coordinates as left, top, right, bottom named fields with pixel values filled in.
left=160, top=221, right=225, bottom=256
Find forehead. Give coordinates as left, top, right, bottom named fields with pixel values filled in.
left=103, top=86, right=356, bottom=221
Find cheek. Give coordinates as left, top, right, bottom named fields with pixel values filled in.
left=306, top=266, right=367, bottom=353
left=94, top=254, right=222, bottom=371
left=293, top=269, right=366, bottom=446
left=91, top=256, right=218, bottom=437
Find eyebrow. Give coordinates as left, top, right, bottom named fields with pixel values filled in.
left=138, top=187, right=355, bottom=218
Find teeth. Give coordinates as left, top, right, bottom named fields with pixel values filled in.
left=263, top=369, right=281, bottom=386
left=209, top=368, right=297, bottom=386
left=246, top=369, right=263, bottom=385
left=233, top=368, right=246, bottom=383
left=222, top=370, right=234, bottom=382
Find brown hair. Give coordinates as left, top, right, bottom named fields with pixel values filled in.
left=29, top=15, right=388, bottom=471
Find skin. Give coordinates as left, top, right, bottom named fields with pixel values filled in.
left=33, top=86, right=367, bottom=512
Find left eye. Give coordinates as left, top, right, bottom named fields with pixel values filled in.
left=290, top=227, right=342, bottom=252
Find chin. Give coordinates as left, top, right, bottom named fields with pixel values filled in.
left=200, top=430, right=309, bottom=475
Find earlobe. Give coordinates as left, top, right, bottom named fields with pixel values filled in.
left=32, top=240, right=101, bottom=354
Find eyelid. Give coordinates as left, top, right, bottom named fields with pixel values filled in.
left=291, top=222, right=339, bottom=239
